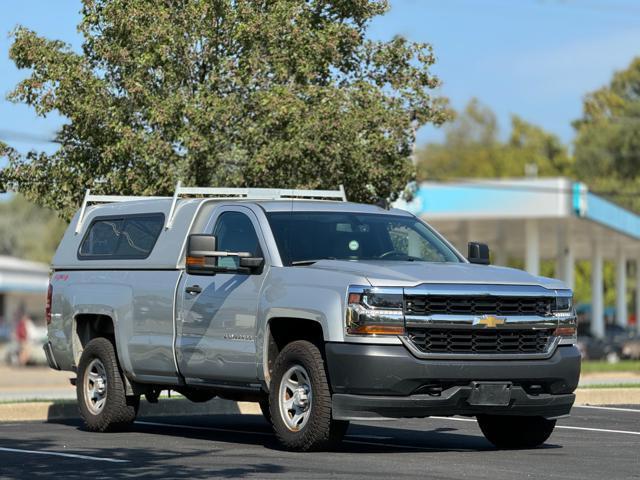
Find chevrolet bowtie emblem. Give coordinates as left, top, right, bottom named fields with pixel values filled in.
left=473, top=315, right=506, bottom=328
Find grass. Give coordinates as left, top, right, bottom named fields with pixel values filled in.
left=579, top=383, right=640, bottom=389
left=581, top=360, right=640, bottom=374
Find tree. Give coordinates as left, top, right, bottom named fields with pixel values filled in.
left=0, top=0, right=449, bottom=219
left=416, top=98, right=573, bottom=180
left=574, top=57, right=640, bottom=212
left=0, top=195, right=67, bottom=263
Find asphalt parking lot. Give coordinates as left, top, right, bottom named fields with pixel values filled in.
left=0, top=405, right=639, bottom=480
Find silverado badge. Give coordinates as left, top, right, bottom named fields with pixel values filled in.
left=473, top=315, right=506, bottom=328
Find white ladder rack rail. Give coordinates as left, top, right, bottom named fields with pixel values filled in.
left=75, top=183, right=346, bottom=233
left=164, top=181, right=346, bottom=229
left=75, top=189, right=169, bottom=234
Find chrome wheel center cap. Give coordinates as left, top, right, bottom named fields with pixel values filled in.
left=293, top=386, right=309, bottom=409
left=95, top=378, right=106, bottom=394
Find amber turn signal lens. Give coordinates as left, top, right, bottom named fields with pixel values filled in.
left=554, top=326, right=576, bottom=337
left=186, top=256, right=205, bottom=266
left=348, top=325, right=405, bottom=335
left=348, top=292, right=362, bottom=304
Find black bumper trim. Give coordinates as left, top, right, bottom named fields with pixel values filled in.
left=332, top=387, right=575, bottom=421
left=326, top=343, right=581, bottom=397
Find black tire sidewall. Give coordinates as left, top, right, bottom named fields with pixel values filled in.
left=77, top=337, right=138, bottom=431
left=478, top=415, right=556, bottom=449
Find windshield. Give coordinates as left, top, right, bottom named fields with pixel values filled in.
left=267, top=211, right=462, bottom=266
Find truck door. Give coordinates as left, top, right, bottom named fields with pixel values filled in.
left=176, top=206, right=268, bottom=385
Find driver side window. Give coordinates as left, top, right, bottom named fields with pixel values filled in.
left=212, top=211, right=262, bottom=269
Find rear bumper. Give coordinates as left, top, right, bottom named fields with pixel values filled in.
left=325, top=342, right=580, bottom=420
left=43, top=341, right=60, bottom=370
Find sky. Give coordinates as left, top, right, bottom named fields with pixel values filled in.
left=1, top=0, right=639, bottom=155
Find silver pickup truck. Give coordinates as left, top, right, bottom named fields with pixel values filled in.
left=44, top=184, right=580, bottom=451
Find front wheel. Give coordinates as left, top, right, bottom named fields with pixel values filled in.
left=269, top=340, right=348, bottom=451
left=477, top=415, right=556, bottom=449
left=77, top=337, right=139, bottom=432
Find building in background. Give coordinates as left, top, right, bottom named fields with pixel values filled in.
left=397, top=177, right=640, bottom=339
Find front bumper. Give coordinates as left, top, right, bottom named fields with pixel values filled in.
left=325, top=342, right=580, bottom=420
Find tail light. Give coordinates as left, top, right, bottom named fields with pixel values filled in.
left=45, top=283, right=53, bottom=325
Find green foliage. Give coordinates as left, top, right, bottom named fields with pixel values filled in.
left=0, top=0, right=449, bottom=219
left=573, top=57, right=640, bottom=212
left=0, top=195, right=68, bottom=263
left=416, top=98, right=573, bottom=180
left=581, top=360, right=640, bottom=374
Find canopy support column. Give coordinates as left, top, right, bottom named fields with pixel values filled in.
left=525, top=219, right=539, bottom=276
left=616, top=249, right=628, bottom=328
left=591, top=240, right=605, bottom=338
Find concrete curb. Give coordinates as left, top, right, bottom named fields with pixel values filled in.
left=574, top=388, right=640, bottom=406
left=0, top=389, right=637, bottom=422
left=0, top=398, right=261, bottom=423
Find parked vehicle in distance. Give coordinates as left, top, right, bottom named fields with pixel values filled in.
left=45, top=184, right=580, bottom=451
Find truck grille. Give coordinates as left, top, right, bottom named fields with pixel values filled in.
left=404, top=295, right=552, bottom=317
left=407, top=327, right=554, bottom=355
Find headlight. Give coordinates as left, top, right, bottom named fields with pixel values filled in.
left=346, top=286, right=404, bottom=335
left=553, top=294, right=573, bottom=313
left=553, top=291, right=577, bottom=344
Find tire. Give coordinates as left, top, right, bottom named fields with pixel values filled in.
left=477, top=415, right=556, bottom=449
left=77, top=337, right=139, bottom=432
left=269, top=340, right=349, bottom=451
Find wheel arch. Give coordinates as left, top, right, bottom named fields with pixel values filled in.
left=262, top=316, right=326, bottom=388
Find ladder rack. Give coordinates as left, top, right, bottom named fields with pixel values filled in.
left=75, top=190, right=169, bottom=234
left=75, top=182, right=347, bottom=233
left=164, top=182, right=347, bottom=229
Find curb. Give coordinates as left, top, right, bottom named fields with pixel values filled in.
left=0, top=398, right=261, bottom=423
left=574, top=388, right=640, bottom=406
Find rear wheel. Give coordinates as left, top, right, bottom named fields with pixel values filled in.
left=269, top=340, right=348, bottom=451
left=477, top=415, right=556, bottom=449
left=77, top=337, right=139, bottom=432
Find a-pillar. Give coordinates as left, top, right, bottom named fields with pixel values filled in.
left=525, top=219, right=540, bottom=276
left=616, top=249, right=628, bottom=328
left=591, top=240, right=605, bottom=338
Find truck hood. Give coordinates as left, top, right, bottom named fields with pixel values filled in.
left=305, top=260, right=567, bottom=290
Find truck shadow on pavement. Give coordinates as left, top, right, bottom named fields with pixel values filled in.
left=56, top=413, right=562, bottom=454
left=0, top=415, right=563, bottom=479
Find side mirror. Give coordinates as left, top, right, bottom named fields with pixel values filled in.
left=468, top=242, right=490, bottom=265
left=186, top=234, right=219, bottom=275
left=186, top=234, right=265, bottom=275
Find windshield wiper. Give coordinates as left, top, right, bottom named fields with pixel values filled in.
left=291, top=258, right=335, bottom=266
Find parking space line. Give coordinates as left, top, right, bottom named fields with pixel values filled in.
left=555, top=425, right=640, bottom=436
left=0, top=446, right=129, bottom=463
left=574, top=405, right=640, bottom=413
left=430, top=414, right=640, bottom=436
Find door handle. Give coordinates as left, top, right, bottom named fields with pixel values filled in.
left=185, top=285, right=202, bottom=295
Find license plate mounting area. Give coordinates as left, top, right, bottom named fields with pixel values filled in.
left=467, top=382, right=512, bottom=406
